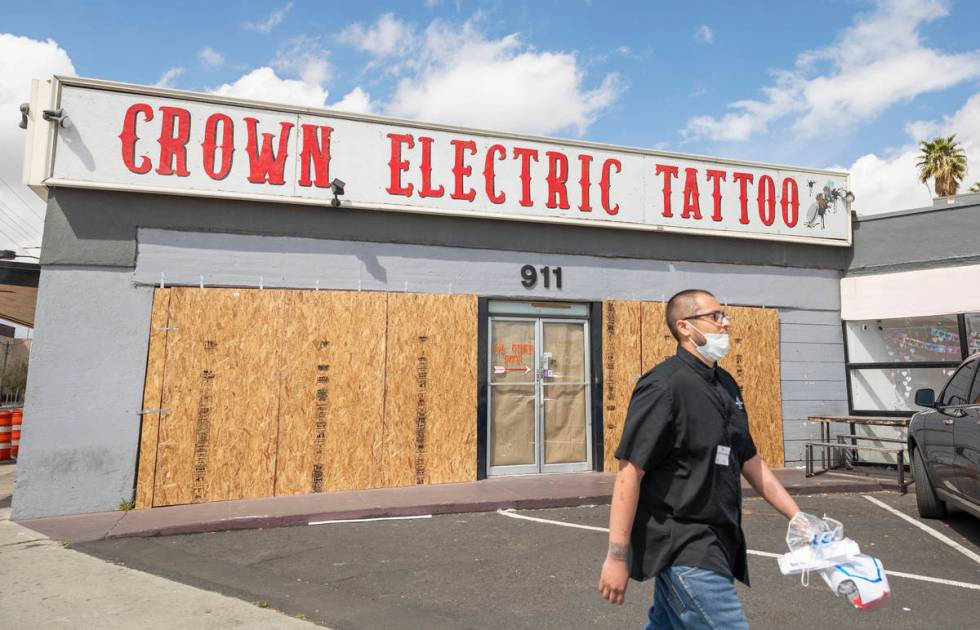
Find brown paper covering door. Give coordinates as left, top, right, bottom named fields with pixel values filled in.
left=542, top=322, right=588, bottom=464
left=602, top=300, right=784, bottom=470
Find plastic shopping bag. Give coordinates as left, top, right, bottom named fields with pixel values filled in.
left=776, top=512, right=890, bottom=610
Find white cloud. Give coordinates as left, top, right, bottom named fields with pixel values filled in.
left=0, top=33, right=75, bottom=255
left=331, top=87, right=376, bottom=114
left=693, top=25, right=714, bottom=44
left=154, top=66, right=184, bottom=88
left=245, top=2, right=293, bottom=33
left=272, top=36, right=332, bottom=85
left=211, top=67, right=328, bottom=107
left=385, top=19, right=622, bottom=136
left=849, top=91, right=980, bottom=215
left=212, top=36, right=332, bottom=108
left=336, top=13, right=416, bottom=59
left=198, top=47, right=224, bottom=68
left=682, top=0, right=980, bottom=142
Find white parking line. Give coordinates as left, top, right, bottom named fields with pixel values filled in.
left=863, top=495, right=980, bottom=565
left=497, top=509, right=609, bottom=532
left=308, top=514, right=432, bottom=525
left=497, top=508, right=980, bottom=591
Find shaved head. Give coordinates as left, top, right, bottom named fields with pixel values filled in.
left=666, top=289, right=715, bottom=340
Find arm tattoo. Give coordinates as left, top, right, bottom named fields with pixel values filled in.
left=607, top=542, right=629, bottom=561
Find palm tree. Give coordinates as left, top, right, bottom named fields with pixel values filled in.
left=916, top=135, right=968, bottom=197
left=970, top=181, right=980, bottom=193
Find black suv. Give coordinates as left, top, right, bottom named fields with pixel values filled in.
left=908, top=353, right=980, bottom=519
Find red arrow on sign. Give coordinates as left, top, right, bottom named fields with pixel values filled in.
left=493, top=366, right=531, bottom=374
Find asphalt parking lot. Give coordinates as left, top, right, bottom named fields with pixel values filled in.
left=76, top=491, right=980, bottom=629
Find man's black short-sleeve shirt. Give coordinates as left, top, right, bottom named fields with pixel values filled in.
left=615, top=347, right=758, bottom=585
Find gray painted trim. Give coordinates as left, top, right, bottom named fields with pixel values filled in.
left=780, top=381, right=848, bottom=401
left=11, top=266, right=154, bottom=519
left=780, top=344, right=846, bottom=363
left=847, top=200, right=980, bottom=275
left=778, top=309, right=842, bottom=325
left=133, top=228, right=843, bottom=310
left=780, top=324, right=845, bottom=344
left=780, top=362, right=847, bottom=381
left=43, top=188, right=852, bottom=271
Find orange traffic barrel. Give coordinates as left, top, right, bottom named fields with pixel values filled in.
left=0, top=410, right=11, bottom=460
left=11, top=408, right=23, bottom=459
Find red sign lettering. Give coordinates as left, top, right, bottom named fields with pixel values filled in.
left=386, top=133, right=415, bottom=197
left=449, top=139, right=475, bottom=201
left=119, top=103, right=153, bottom=175
left=655, top=164, right=679, bottom=217
left=545, top=151, right=570, bottom=210
left=601, top=158, right=621, bottom=215
left=202, top=113, right=234, bottom=181
left=298, top=124, right=332, bottom=188
left=244, top=118, right=293, bottom=185
left=732, top=172, right=754, bottom=225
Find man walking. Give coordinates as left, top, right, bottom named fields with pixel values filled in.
left=598, top=289, right=802, bottom=629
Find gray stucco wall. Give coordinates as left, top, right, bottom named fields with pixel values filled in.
left=848, top=194, right=980, bottom=275
left=778, top=309, right=849, bottom=463
left=11, top=267, right=153, bottom=520
left=133, top=228, right=848, bottom=466
left=44, top=188, right=851, bottom=271
left=14, top=187, right=852, bottom=518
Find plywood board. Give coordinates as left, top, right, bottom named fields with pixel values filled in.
left=382, top=293, right=477, bottom=487
left=601, top=301, right=642, bottom=472
left=274, top=290, right=387, bottom=495
left=135, top=288, right=171, bottom=508
left=640, top=301, right=675, bottom=374
left=719, top=306, right=784, bottom=466
left=153, top=288, right=286, bottom=506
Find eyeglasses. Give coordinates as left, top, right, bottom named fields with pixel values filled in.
left=683, top=310, right=729, bottom=324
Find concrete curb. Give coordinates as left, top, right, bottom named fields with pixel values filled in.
left=16, top=469, right=905, bottom=544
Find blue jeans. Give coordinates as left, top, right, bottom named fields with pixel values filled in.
left=644, top=565, right=748, bottom=630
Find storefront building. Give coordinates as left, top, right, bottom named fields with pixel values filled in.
left=839, top=195, right=980, bottom=462
left=12, top=77, right=855, bottom=519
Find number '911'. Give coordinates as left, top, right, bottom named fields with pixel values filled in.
left=520, top=265, right=562, bottom=289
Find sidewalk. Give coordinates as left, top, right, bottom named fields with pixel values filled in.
left=15, top=465, right=904, bottom=544
left=0, top=463, right=319, bottom=629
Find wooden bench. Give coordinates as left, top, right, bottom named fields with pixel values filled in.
left=804, top=441, right=909, bottom=494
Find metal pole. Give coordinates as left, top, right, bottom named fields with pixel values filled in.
left=0, top=339, right=10, bottom=403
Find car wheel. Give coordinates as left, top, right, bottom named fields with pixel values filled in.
left=912, top=446, right=947, bottom=519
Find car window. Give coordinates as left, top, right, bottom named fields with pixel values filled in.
left=940, top=360, right=977, bottom=406
left=969, top=361, right=980, bottom=405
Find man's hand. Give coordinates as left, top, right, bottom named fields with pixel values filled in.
left=599, top=544, right=630, bottom=605
left=599, top=460, right=644, bottom=605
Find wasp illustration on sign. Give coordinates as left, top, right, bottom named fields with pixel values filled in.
left=805, top=181, right=855, bottom=229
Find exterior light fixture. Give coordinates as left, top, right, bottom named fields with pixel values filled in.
left=330, top=178, right=346, bottom=207
left=42, top=108, right=72, bottom=129
left=18, top=104, right=29, bottom=130
left=0, top=250, right=40, bottom=260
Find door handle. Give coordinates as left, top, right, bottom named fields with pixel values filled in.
left=944, top=418, right=954, bottom=425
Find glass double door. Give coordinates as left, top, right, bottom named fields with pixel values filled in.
left=488, top=317, right=592, bottom=475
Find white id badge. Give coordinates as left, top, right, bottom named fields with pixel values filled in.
left=715, top=445, right=731, bottom=466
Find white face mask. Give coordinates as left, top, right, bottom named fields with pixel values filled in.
left=688, top=324, right=730, bottom=363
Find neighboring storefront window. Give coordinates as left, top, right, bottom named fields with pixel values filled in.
left=967, top=313, right=980, bottom=355
left=849, top=367, right=957, bottom=412
left=845, top=315, right=960, bottom=363
left=845, top=313, right=977, bottom=415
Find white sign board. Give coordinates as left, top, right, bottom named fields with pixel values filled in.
left=29, top=77, right=852, bottom=245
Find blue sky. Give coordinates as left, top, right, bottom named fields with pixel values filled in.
left=2, top=0, right=980, bottom=259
